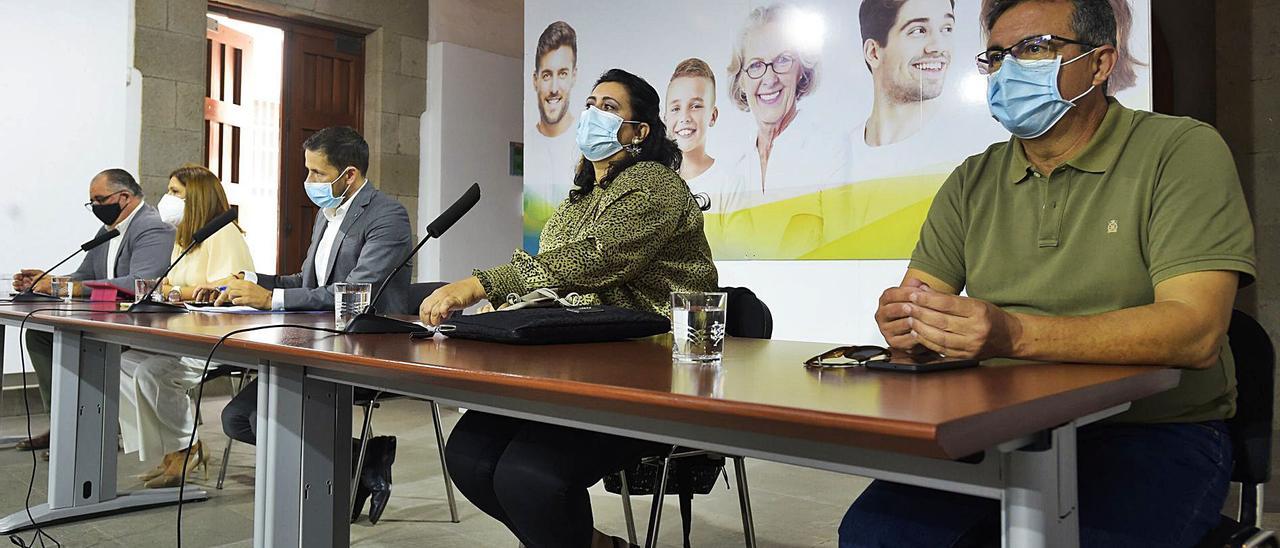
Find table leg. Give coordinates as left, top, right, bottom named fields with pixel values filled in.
left=255, top=362, right=351, bottom=548
left=0, top=328, right=207, bottom=534
left=0, top=325, right=25, bottom=446
left=1001, top=423, right=1079, bottom=548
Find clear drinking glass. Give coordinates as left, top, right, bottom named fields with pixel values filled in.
left=671, top=291, right=728, bottom=363
left=50, top=276, right=75, bottom=303
left=134, top=278, right=161, bottom=303
left=335, top=282, right=372, bottom=330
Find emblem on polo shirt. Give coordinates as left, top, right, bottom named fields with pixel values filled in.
left=1107, top=219, right=1118, bottom=234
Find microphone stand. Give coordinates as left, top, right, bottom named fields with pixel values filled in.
left=342, top=235, right=435, bottom=334
left=9, top=226, right=119, bottom=302
left=344, top=182, right=481, bottom=334
left=10, top=249, right=80, bottom=302
left=127, top=241, right=197, bottom=313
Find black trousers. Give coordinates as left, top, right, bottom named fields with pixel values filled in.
left=221, top=378, right=258, bottom=444
left=220, top=380, right=385, bottom=446
left=445, top=411, right=666, bottom=548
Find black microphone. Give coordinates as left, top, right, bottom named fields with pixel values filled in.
left=129, top=207, right=238, bottom=313
left=344, top=183, right=481, bottom=334
left=81, top=229, right=124, bottom=251
left=11, top=229, right=121, bottom=303
left=427, top=182, right=482, bottom=238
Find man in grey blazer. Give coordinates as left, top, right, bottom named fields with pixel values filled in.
left=11, top=168, right=176, bottom=451
left=206, top=126, right=412, bottom=523
left=199, top=127, right=413, bottom=313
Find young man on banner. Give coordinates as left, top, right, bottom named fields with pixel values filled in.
left=859, top=0, right=956, bottom=147
left=842, top=0, right=1254, bottom=546
left=524, top=20, right=584, bottom=252
left=533, top=20, right=579, bottom=139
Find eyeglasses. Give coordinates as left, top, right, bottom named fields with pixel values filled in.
left=744, top=53, right=798, bottom=79
left=83, top=190, right=128, bottom=211
left=976, top=34, right=1097, bottom=75
left=804, top=345, right=891, bottom=369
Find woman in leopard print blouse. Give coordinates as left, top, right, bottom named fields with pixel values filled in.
left=419, top=69, right=717, bottom=547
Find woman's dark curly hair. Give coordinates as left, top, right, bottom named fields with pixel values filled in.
left=570, top=69, right=683, bottom=202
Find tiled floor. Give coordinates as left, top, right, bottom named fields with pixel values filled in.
left=0, top=395, right=867, bottom=547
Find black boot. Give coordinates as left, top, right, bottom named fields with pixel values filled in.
left=351, top=438, right=372, bottom=522
left=362, top=436, right=397, bottom=524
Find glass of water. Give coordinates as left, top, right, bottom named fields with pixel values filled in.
left=134, top=278, right=161, bottom=303
left=671, top=291, right=728, bottom=363
left=50, top=276, right=75, bottom=302
left=335, top=282, right=372, bottom=330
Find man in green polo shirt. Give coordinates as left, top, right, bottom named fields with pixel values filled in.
left=839, top=0, right=1255, bottom=546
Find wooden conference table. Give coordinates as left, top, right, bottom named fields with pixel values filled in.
left=0, top=302, right=1180, bottom=547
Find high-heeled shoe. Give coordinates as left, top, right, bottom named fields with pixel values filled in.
left=16, top=431, right=49, bottom=451
left=362, top=436, right=396, bottom=524
left=139, top=450, right=182, bottom=482
left=143, top=441, right=207, bottom=489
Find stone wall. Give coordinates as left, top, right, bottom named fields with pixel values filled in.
left=134, top=0, right=432, bottom=232
left=134, top=0, right=208, bottom=201
left=1216, top=0, right=1280, bottom=415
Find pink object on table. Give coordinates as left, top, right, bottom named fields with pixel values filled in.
left=83, top=281, right=133, bottom=302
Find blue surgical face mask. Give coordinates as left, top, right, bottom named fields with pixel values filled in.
left=987, top=50, right=1097, bottom=139
left=576, top=106, right=641, bottom=161
left=304, top=167, right=353, bottom=209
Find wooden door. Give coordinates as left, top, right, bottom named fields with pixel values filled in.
left=279, top=26, right=364, bottom=274
left=205, top=18, right=252, bottom=186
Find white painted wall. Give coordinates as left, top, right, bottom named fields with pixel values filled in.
left=0, top=0, right=137, bottom=373
left=717, top=260, right=907, bottom=345
left=420, top=42, right=524, bottom=283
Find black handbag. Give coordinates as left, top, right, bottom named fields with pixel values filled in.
left=440, top=303, right=670, bottom=345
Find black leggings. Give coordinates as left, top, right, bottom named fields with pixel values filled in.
left=445, top=411, right=665, bottom=548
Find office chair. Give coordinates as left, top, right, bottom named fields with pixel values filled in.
left=349, top=281, right=459, bottom=524
left=208, top=365, right=253, bottom=489
left=1195, top=309, right=1279, bottom=548
left=607, top=286, right=772, bottom=548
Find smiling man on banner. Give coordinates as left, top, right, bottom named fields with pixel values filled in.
left=860, top=0, right=957, bottom=147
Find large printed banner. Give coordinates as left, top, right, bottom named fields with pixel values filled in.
left=523, top=0, right=1151, bottom=259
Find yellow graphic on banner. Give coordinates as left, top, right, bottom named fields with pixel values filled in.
left=703, top=173, right=947, bottom=260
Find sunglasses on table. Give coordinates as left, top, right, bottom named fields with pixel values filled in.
left=804, top=345, right=891, bottom=369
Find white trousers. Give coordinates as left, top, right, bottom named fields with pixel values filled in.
left=118, top=350, right=204, bottom=462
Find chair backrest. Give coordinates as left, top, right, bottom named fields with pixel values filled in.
left=405, top=282, right=448, bottom=314
left=1226, top=309, right=1275, bottom=485
left=720, top=286, right=773, bottom=340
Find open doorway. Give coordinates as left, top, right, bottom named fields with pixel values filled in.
left=205, top=5, right=366, bottom=275
left=205, top=13, right=283, bottom=274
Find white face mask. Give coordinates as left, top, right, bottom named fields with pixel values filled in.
left=158, top=193, right=185, bottom=226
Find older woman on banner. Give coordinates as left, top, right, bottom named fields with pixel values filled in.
left=419, top=69, right=717, bottom=548
left=715, top=3, right=845, bottom=259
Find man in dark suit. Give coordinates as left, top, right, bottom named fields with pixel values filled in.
left=12, top=168, right=176, bottom=451
left=202, top=126, right=412, bottom=523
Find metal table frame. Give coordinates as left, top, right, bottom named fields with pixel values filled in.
left=1, top=314, right=1152, bottom=548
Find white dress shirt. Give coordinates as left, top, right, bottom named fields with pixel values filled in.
left=106, top=202, right=143, bottom=280
left=257, top=181, right=368, bottom=310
